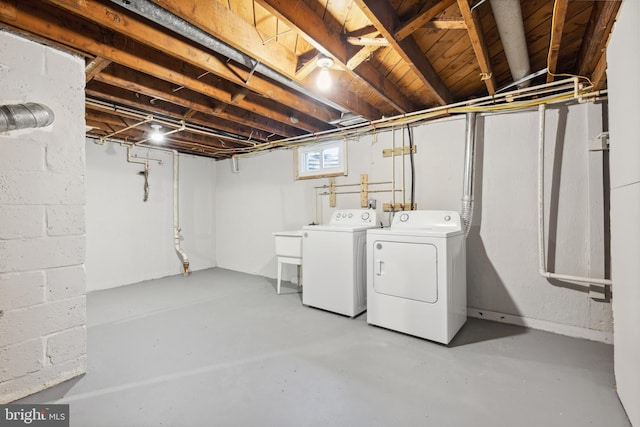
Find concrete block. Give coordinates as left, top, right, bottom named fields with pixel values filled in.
left=46, top=206, right=85, bottom=236
left=0, top=338, right=44, bottom=383
left=0, top=172, right=85, bottom=205
left=46, top=143, right=85, bottom=175
left=0, top=206, right=45, bottom=239
left=0, top=355, right=86, bottom=404
left=46, top=265, right=85, bottom=302
left=0, top=236, right=85, bottom=273
left=44, top=47, right=85, bottom=91
left=0, top=296, right=86, bottom=348
left=0, top=271, right=45, bottom=310
left=0, top=32, right=45, bottom=82
left=0, top=141, right=45, bottom=171
left=46, top=326, right=86, bottom=366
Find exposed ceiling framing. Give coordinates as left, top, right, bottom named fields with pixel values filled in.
left=0, top=0, right=621, bottom=159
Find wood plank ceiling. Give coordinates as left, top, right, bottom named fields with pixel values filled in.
left=0, top=0, right=621, bottom=159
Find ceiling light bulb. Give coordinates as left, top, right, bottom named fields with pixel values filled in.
left=316, top=68, right=332, bottom=91
left=150, top=124, right=164, bottom=143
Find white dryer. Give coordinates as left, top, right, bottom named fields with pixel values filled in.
left=302, top=209, right=378, bottom=317
left=366, top=210, right=466, bottom=344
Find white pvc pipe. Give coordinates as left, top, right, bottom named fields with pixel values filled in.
left=536, top=104, right=612, bottom=286
left=123, top=143, right=190, bottom=275
left=172, top=150, right=190, bottom=276
left=391, top=127, right=396, bottom=209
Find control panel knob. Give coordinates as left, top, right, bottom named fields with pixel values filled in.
left=361, top=212, right=370, bottom=220
left=400, top=213, right=409, bottom=222
left=444, top=215, right=451, bottom=221
left=348, top=213, right=353, bottom=218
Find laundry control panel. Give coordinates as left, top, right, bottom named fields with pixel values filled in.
left=329, top=209, right=377, bottom=226
left=391, top=210, right=462, bottom=231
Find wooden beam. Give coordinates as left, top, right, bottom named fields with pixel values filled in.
left=425, top=19, right=466, bottom=30
left=346, top=45, right=380, bottom=71
left=395, top=0, right=457, bottom=41
left=353, top=0, right=454, bottom=105
left=591, top=50, right=607, bottom=91
left=457, top=0, right=496, bottom=94
left=85, top=56, right=111, bottom=82
left=546, top=0, right=569, bottom=83
left=256, top=0, right=415, bottom=113
left=92, top=68, right=299, bottom=138
left=577, top=0, right=622, bottom=78
left=346, top=37, right=389, bottom=46
left=43, top=0, right=340, bottom=124
left=85, top=88, right=268, bottom=143
left=3, top=1, right=327, bottom=134
left=152, top=0, right=382, bottom=120
left=295, top=54, right=320, bottom=80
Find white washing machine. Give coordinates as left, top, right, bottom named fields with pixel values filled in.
left=302, top=209, right=378, bottom=317
left=366, top=210, right=466, bottom=344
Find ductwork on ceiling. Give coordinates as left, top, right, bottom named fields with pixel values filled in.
left=108, top=0, right=349, bottom=115
left=0, top=103, right=55, bottom=132
left=489, top=0, right=531, bottom=88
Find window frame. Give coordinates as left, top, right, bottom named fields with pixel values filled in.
left=294, top=140, right=347, bottom=180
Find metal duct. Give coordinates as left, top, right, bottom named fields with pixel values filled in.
left=0, top=103, right=55, bottom=132
left=489, top=0, right=531, bottom=87
left=461, top=112, right=477, bottom=237
left=108, top=0, right=349, bottom=114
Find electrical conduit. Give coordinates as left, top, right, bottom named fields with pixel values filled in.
left=537, top=104, right=611, bottom=286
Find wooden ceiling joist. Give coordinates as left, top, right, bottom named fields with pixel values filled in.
left=394, top=0, right=457, bottom=42
left=5, top=1, right=321, bottom=136
left=576, top=0, right=622, bottom=78
left=457, top=0, right=496, bottom=94
left=43, top=0, right=340, bottom=125
left=353, top=0, right=454, bottom=106
left=85, top=57, right=112, bottom=82
left=546, top=0, right=569, bottom=83
left=145, top=0, right=382, bottom=120
left=256, top=0, right=416, bottom=114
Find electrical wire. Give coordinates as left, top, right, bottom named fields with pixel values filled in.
left=546, top=0, right=594, bottom=87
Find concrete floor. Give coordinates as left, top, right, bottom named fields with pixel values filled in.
left=17, top=268, right=629, bottom=427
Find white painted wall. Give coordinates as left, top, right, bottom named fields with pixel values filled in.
left=607, top=0, right=640, bottom=424
left=216, top=104, right=612, bottom=341
left=85, top=143, right=217, bottom=291
left=0, top=30, right=86, bottom=403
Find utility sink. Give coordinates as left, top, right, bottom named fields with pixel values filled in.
left=273, top=230, right=303, bottom=258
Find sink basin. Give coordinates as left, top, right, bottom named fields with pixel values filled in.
left=273, top=230, right=302, bottom=258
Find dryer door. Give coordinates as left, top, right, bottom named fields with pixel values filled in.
left=372, top=241, right=438, bottom=303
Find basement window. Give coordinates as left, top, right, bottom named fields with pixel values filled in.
left=295, top=140, right=347, bottom=179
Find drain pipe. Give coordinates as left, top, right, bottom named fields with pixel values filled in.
left=461, top=112, right=477, bottom=237
left=0, top=103, right=55, bottom=132
left=109, top=0, right=349, bottom=114
left=489, top=0, right=531, bottom=87
left=172, top=150, right=190, bottom=276
left=537, top=104, right=611, bottom=286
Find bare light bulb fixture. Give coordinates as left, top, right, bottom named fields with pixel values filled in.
left=150, top=124, right=164, bottom=143
left=316, top=54, right=334, bottom=91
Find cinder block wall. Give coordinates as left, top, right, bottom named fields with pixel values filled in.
left=0, top=30, right=87, bottom=403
